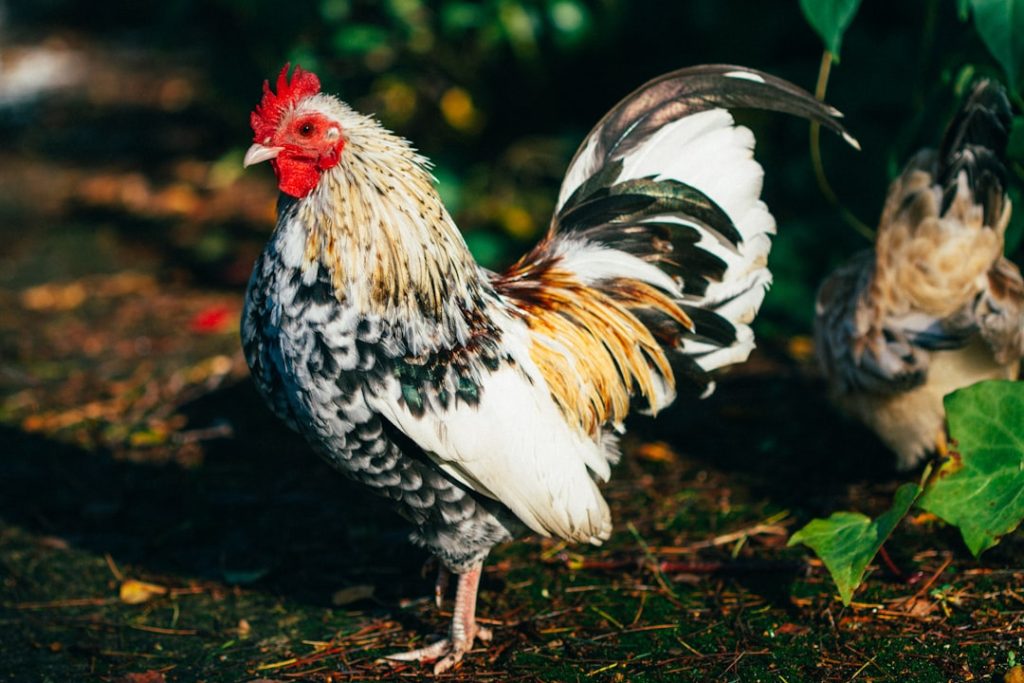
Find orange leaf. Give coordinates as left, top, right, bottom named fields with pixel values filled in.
left=119, top=579, right=168, bottom=605
left=634, top=441, right=679, bottom=464
left=117, top=671, right=167, bottom=683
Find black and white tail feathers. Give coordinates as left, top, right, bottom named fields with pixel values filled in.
left=549, top=64, right=857, bottom=395
left=937, top=79, right=1013, bottom=226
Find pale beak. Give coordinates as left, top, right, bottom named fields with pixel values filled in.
left=243, top=143, right=284, bottom=167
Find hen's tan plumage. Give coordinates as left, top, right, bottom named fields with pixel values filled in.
left=815, top=80, right=1022, bottom=469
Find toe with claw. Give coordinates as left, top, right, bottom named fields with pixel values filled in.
left=383, top=562, right=491, bottom=674
left=385, top=624, right=492, bottom=674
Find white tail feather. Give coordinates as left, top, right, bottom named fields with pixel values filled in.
left=556, top=108, right=776, bottom=374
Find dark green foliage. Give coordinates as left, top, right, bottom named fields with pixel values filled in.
left=968, top=0, right=1024, bottom=95
left=13, top=0, right=1020, bottom=318
left=799, top=0, right=863, bottom=58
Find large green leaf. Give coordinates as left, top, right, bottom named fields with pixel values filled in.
left=970, top=0, right=1024, bottom=94
left=789, top=483, right=921, bottom=604
left=798, top=0, right=863, bottom=59
left=918, top=381, right=1024, bottom=556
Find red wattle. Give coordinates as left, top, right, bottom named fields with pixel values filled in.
left=272, top=155, right=322, bottom=198
left=318, top=139, right=345, bottom=170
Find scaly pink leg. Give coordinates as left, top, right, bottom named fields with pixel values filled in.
left=384, top=563, right=492, bottom=674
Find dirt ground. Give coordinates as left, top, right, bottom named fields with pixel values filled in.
left=2, top=32, right=1023, bottom=683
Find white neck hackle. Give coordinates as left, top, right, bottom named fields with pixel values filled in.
left=290, top=94, right=486, bottom=350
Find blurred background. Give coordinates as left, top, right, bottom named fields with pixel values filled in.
left=2, top=1, right=1022, bottom=680
left=2, top=0, right=1018, bottom=456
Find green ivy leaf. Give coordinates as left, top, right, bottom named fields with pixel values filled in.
left=918, top=381, right=1024, bottom=557
left=789, top=482, right=921, bottom=604
left=970, top=0, right=1024, bottom=94
left=798, top=0, right=863, bottom=60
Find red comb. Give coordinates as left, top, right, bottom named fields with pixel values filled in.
left=250, top=64, right=321, bottom=143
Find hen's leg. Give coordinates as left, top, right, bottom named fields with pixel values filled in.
left=385, top=563, right=492, bottom=674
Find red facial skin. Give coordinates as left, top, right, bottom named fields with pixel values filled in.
left=269, top=112, right=346, bottom=198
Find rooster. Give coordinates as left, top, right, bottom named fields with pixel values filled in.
left=241, top=63, right=853, bottom=672
left=815, top=80, right=1022, bottom=470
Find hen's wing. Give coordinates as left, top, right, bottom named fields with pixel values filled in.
left=975, top=256, right=1024, bottom=365
left=814, top=249, right=945, bottom=395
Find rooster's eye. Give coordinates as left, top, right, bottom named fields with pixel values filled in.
left=299, top=122, right=316, bottom=137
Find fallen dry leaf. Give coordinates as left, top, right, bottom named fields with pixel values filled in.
left=119, top=579, right=168, bottom=605
left=116, top=672, right=167, bottom=683
left=634, top=441, right=679, bottom=464
left=786, top=335, right=815, bottom=362
left=902, top=596, right=938, bottom=617
left=907, top=512, right=941, bottom=526
left=20, top=281, right=87, bottom=311
left=331, top=584, right=375, bottom=606
left=775, top=622, right=811, bottom=636
left=37, top=536, right=71, bottom=550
